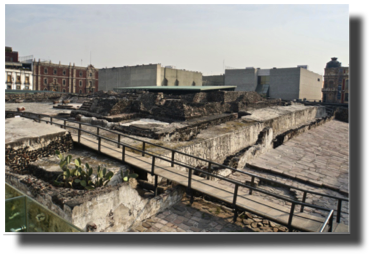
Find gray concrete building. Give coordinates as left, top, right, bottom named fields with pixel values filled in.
left=99, top=64, right=202, bottom=91
left=270, top=67, right=322, bottom=101
left=225, top=68, right=258, bottom=92
left=224, top=66, right=322, bottom=101
left=202, top=74, right=225, bottom=86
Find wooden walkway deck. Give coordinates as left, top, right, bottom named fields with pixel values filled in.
left=73, top=135, right=349, bottom=233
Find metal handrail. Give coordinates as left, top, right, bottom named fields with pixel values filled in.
left=11, top=112, right=349, bottom=199
left=71, top=120, right=337, bottom=230
left=319, top=210, right=334, bottom=232
left=7, top=111, right=348, bottom=229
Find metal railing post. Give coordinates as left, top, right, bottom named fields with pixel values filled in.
left=117, top=134, right=121, bottom=148
left=329, top=211, right=334, bottom=232
left=207, top=162, right=212, bottom=180
left=50, top=117, right=52, bottom=125
left=187, top=168, right=193, bottom=204
left=337, top=199, right=342, bottom=223
left=151, top=156, right=155, bottom=175
left=142, top=142, right=146, bottom=157
left=97, top=127, right=99, bottom=136
left=249, top=176, right=255, bottom=195
left=38, top=114, right=41, bottom=123
left=122, top=146, right=125, bottom=162
left=171, top=151, right=175, bottom=167
left=154, top=174, right=158, bottom=197
left=300, top=192, right=307, bottom=212
left=64, top=120, right=66, bottom=129
left=78, top=123, right=81, bottom=143
left=233, top=185, right=239, bottom=222
left=288, top=203, right=296, bottom=232
left=98, top=137, right=101, bottom=152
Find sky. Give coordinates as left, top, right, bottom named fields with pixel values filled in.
left=5, top=4, right=349, bottom=76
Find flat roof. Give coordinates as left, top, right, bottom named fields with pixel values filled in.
left=114, top=86, right=236, bottom=91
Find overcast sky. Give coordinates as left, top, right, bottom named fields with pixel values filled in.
left=5, top=4, right=349, bottom=75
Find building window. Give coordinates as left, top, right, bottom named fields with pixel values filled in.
left=175, top=80, right=179, bottom=86
left=7, top=75, right=12, bottom=83
left=89, top=81, right=92, bottom=87
left=79, top=71, right=83, bottom=77
left=44, top=88, right=48, bottom=91
left=345, top=93, right=348, bottom=102
left=63, top=70, right=66, bottom=75
left=63, top=80, right=66, bottom=86
left=25, top=76, right=30, bottom=84
left=53, top=69, right=57, bottom=75
left=345, top=80, right=349, bottom=90
left=54, top=78, right=57, bottom=84
left=24, top=86, right=29, bottom=90
left=16, top=85, right=21, bottom=90
left=44, top=68, right=48, bottom=74
left=16, top=76, right=21, bottom=83
left=62, top=89, right=66, bottom=93
left=7, top=85, right=11, bottom=90
left=317, top=78, right=320, bottom=82
left=44, top=78, right=48, bottom=85
left=79, top=89, right=82, bottom=94
left=89, top=72, right=92, bottom=77
left=328, top=81, right=334, bottom=88
left=79, top=80, right=82, bottom=87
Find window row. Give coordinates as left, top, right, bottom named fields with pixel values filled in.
left=43, top=78, right=94, bottom=87
left=6, top=85, right=30, bottom=90
left=43, top=68, right=93, bottom=77
left=6, top=75, right=30, bottom=84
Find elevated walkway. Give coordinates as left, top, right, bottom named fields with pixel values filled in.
left=73, top=135, right=348, bottom=233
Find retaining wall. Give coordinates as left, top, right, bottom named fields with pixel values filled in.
left=6, top=171, right=185, bottom=232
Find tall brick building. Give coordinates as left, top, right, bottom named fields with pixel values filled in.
left=322, top=57, right=349, bottom=104
left=32, top=60, right=98, bottom=94
left=5, top=46, right=18, bottom=62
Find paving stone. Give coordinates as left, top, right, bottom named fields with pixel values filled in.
left=142, top=222, right=152, bottom=228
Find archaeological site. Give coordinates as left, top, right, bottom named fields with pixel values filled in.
left=5, top=89, right=349, bottom=233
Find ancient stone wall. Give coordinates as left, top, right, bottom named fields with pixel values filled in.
left=5, top=133, right=73, bottom=174
left=6, top=171, right=185, bottom=232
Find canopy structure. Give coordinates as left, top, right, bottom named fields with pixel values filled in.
left=113, top=86, right=236, bottom=94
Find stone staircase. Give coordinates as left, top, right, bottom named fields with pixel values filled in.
left=78, top=99, right=94, bottom=112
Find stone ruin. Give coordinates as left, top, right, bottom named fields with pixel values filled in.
left=70, top=90, right=284, bottom=141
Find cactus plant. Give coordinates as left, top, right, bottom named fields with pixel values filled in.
left=54, top=150, right=114, bottom=190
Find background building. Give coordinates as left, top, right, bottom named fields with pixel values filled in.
left=32, top=60, right=98, bottom=94
left=99, top=64, right=202, bottom=91
left=5, top=62, right=33, bottom=90
left=202, top=74, right=225, bottom=86
left=5, top=46, right=18, bottom=62
left=322, top=57, right=349, bottom=104
left=224, top=66, right=322, bottom=101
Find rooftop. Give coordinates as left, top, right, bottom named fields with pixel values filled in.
left=114, top=86, right=236, bottom=92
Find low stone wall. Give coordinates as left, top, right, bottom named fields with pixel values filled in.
left=6, top=170, right=185, bottom=232
left=153, top=105, right=330, bottom=175
left=5, top=133, right=73, bottom=174
left=114, top=113, right=238, bottom=141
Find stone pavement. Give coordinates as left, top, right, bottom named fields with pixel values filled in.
left=247, top=120, right=349, bottom=194
left=223, top=119, right=349, bottom=225
left=129, top=196, right=291, bottom=233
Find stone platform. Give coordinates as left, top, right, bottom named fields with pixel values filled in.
left=5, top=117, right=69, bottom=150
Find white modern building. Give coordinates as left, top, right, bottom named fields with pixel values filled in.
left=5, top=62, right=33, bottom=90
